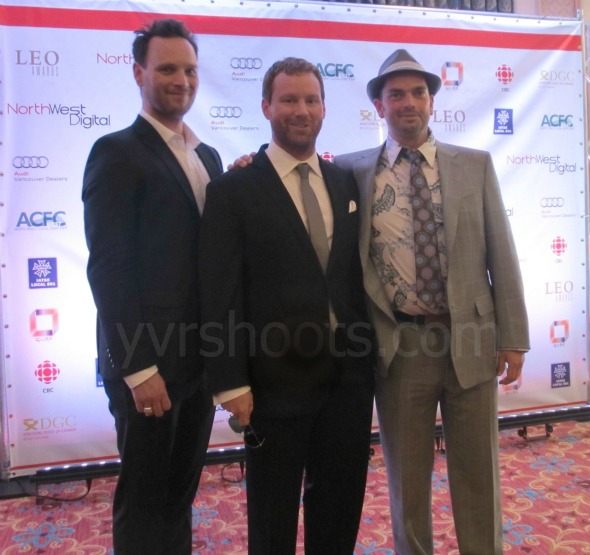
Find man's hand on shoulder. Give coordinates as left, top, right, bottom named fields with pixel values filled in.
left=227, top=152, right=255, bottom=171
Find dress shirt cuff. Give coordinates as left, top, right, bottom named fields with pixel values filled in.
left=213, top=386, right=251, bottom=406
left=123, top=365, right=158, bottom=389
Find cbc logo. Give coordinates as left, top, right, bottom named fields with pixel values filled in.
left=13, top=156, right=49, bottom=169
left=230, top=57, right=262, bottom=70
left=209, top=106, right=242, bottom=118
left=540, top=197, right=564, bottom=208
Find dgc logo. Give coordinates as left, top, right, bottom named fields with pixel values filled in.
left=35, top=360, right=60, bottom=386
left=230, top=57, right=263, bottom=69
left=209, top=106, right=242, bottom=118
left=13, top=156, right=49, bottom=169
left=16, top=211, right=66, bottom=229
left=441, top=62, right=463, bottom=87
left=23, top=416, right=75, bottom=431
left=541, top=115, right=574, bottom=128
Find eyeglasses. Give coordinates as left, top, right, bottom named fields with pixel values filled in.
left=228, top=415, right=265, bottom=449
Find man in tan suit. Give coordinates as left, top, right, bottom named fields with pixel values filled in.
left=334, top=49, right=530, bottom=554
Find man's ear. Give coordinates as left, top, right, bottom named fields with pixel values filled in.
left=261, top=98, right=271, bottom=121
left=373, top=98, right=384, bottom=119
left=133, top=62, right=143, bottom=87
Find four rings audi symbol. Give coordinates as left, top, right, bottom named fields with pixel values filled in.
left=210, top=106, right=242, bottom=118
left=13, top=156, right=49, bottom=169
left=540, top=197, right=564, bottom=208
left=230, top=57, right=263, bottom=70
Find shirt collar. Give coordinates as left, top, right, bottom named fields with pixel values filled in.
left=266, top=140, right=321, bottom=179
left=139, top=110, right=201, bottom=150
left=386, top=129, right=437, bottom=168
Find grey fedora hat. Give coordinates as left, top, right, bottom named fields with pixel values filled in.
left=366, top=48, right=442, bottom=100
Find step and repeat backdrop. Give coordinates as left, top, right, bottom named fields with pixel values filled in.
left=0, top=0, right=588, bottom=477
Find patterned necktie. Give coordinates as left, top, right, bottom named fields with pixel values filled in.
left=296, top=163, right=330, bottom=273
left=404, top=149, right=444, bottom=311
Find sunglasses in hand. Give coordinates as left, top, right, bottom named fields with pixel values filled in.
left=228, top=415, right=265, bottom=449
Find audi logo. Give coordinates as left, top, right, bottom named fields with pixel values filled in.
left=209, top=106, right=242, bottom=118
left=540, top=197, right=564, bottom=208
left=230, top=57, right=263, bottom=70
left=13, top=156, right=49, bottom=169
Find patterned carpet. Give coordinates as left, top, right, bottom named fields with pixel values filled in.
left=0, top=420, right=588, bottom=554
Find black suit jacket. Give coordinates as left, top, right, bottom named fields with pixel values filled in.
left=83, top=115, right=223, bottom=390
left=199, top=146, right=374, bottom=416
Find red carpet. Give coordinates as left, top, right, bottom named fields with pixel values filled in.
left=0, top=420, right=588, bottom=554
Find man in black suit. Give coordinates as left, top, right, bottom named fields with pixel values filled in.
left=199, top=58, right=375, bottom=554
left=82, top=19, right=222, bottom=555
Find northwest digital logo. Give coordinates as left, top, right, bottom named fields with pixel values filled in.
left=441, top=62, right=463, bottom=89
left=30, top=308, right=59, bottom=341
left=16, top=49, right=59, bottom=78
left=96, top=52, right=133, bottom=65
left=6, top=102, right=111, bottom=129
left=506, top=154, right=576, bottom=175
left=551, top=362, right=570, bottom=388
left=16, top=211, right=66, bottom=230
left=28, top=258, right=58, bottom=288
left=494, top=109, right=513, bottom=135
left=316, top=62, right=355, bottom=81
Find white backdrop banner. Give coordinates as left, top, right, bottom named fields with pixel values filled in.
left=0, top=0, right=587, bottom=477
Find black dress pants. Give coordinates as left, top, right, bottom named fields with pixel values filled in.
left=104, top=377, right=214, bottom=555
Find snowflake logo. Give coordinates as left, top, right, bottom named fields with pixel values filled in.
left=32, top=259, right=53, bottom=278
left=553, top=364, right=568, bottom=379
left=496, top=110, right=511, bottom=126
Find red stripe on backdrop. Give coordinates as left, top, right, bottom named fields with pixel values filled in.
left=0, top=5, right=582, bottom=51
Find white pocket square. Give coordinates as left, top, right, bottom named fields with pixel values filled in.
left=348, top=200, right=357, bottom=213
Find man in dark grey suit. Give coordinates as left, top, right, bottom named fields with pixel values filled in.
left=334, top=50, right=530, bottom=554
left=82, top=19, right=222, bottom=555
left=199, top=57, right=375, bottom=554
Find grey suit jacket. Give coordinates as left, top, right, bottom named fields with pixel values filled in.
left=334, top=141, right=530, bottom=389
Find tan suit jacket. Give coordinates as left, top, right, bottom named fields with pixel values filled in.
left=334, top=141, right=530, bottom=388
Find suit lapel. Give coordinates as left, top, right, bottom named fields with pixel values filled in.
left=350, top=145, right=394, bottom=322
left=253, top=148, right=315, bottom=255
left=319, top=156, right=348, bottom=273
left=132, top=116, right=199, bottom=212
left=436, top=143, right=461, bottom=257
left=351, top=146, right=382, bottom=270
left=196, top=142, right=222, bottom=180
